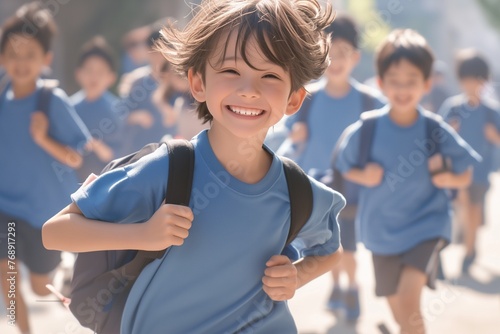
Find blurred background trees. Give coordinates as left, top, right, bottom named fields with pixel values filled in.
left=1, top=0, right=499, bottom=96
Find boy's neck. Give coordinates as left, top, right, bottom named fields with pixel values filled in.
left=325, top=79, right=351, bottom=98
left=389, top=106, right=419, bottom=126
left=11, top=81, right=37, bottom=99
left=465, top=94, right=481, bottom=107
left=85, top=90, right=105, bottom=102
left=207, top=127, right=272, bottom=184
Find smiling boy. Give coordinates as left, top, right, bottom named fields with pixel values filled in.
left=0, top=3, right=90, bottom=333
left=334, top=29, right=480, bottom=334
left=42, top=1, right=345, bottom=333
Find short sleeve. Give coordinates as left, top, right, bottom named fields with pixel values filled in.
left=48, top=88, right=91, bottom=152
left=334, top=121, right=362, bottom=173
left=437, top=119, right=482, bottom=173
left=71, top=146, right=169, bottom=224
left=292, top=178, right=345, bottom=257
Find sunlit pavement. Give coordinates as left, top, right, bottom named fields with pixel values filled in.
left=1, top=175, right=499, bottom=334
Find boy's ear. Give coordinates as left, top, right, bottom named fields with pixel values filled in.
left=188, top=68, right=206, bottom=103
left=424, top=77, right=433, bottom=94
left=44, top=51, right=54, bottom=67
left=285, top=87, right=307, bottom=116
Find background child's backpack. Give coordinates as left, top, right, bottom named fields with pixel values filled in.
left=328, top=109, right=457, bottom=204
left=68, top=139, right=314, bottom=334
left=0, top=79, right=57, bottom=117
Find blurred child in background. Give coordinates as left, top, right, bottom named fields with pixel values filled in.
left=335, top=29, right=480, bottom=334
left=0, top=3, right=89, bottom=333
left=71, top=36, right=124, bottom=182
left=439, top=49, right=500, bottom=274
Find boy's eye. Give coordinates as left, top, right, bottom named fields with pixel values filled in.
left=263, top=74, right=280, bottom=80
left=221, top=69, right=239, bottom=75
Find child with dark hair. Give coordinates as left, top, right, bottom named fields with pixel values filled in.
left=117, top=23, right=180, bottom=155
left=0, top=2, right=90, bottom=333
left=278, top=13, right=384, bottom=321
left=438, top=49, right=500, bottom=274
left=335, top=29, right=480, bottom=334
left=71, top=36, right=125, bottom=181
left=43, top=1, right=344, bottom=333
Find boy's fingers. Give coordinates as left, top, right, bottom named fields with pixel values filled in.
left=266, top=255, right=291, bottom=267
left=262, top=275, right=296, bottom=287
left=162, top=204, right=194, bottom=221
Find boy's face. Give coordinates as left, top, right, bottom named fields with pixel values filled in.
left=459, top=77, right=485, bottom=100
left=378, top=59, right=432, bottom=112
left=0, top=34, right=52, bottom=87
left=188, top=31, right=306, bottom=139
left=325, top=39, right=360, bottom=84
left=75, top=56, right=116, bottom=98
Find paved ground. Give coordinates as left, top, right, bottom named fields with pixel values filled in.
left=1, top=175, right=500, bottom=334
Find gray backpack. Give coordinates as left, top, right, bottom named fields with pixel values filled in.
left=68, top=139, right=314, bottom=333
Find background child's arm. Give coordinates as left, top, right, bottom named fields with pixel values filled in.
left=86, top=138, right=114, bottom=162
left=31, top=111, right=83, bottom=168
left=262, top=250, right=342, bottom=301
left=343, top=162, right=384, bottom=187
left=484, top=123, right=500, bottom=146
left=431, top=167, right=473, bottom=189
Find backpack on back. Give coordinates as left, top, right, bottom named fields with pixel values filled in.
left=329, top=110, right=456, bottom=202
left=68, top=139, right=314, bottom=334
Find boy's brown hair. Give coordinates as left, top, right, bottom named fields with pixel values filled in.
left=455, top=48, right=489, bottom=81
left=0, top=1, right=57, bottom=54
left=77, top=36, right=116, bottom=72
left=158, top=0, right=335, bottom=124
left=376, top=29, right=434, bottom=80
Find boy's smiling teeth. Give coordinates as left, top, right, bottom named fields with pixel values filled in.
left=228, top=105, right=263, bottom=116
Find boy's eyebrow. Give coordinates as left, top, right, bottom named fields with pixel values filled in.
left=221, top=55, right=276, bottom=67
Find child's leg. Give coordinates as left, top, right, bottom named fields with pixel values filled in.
left=0, top=259, right=31, bottom=333
left=462, top=184, right=488, bottom=273
left=393, top=266, right=427, bottom=334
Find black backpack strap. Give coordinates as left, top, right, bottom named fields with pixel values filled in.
left=141, top=139, right=195, bottom=261
left=425, top=113, right=450, bottom=172
left=120, top=140, right=195, bottom=274
left=357, top=85, right=377, bottom=113
left=358, top=113, right=378, bottom=168
left=37, top=80, right=57, bottom=116
left=280, top=157, right=313, bottom=246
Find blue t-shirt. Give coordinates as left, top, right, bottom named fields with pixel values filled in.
left=71, top=90, right=125, bottom=181
left=439, top=95, right=500, bottom=185
left=0, top=80, right=90, bottom=228
left=288, top=81, right=384, bottom=173
left=72, top=130, right=344, bottom=333
left=285, top=80, right=384, bottom=206
left=117, top=69, right=177, bottom=155
left=335, top=107, right=481, bottom=255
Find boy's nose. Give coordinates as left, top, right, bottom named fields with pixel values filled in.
left=237, top=80, right=260, bottom=99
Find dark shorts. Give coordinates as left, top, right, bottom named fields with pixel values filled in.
left=0, top=212, right=61, bottom=275
left=372, top=238, right=446, bottom=297
left=468, top=184, right=489, bottom=205
left=338, top=217, right=356, bottom=252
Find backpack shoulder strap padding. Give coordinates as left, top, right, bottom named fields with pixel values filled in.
left=141, top=139, right=195, bottom=261
left=37, top=79, right=58, bottom=116
left=358, top=110, right=381, bottom=168
left=280, top=157, right=313, bottom=246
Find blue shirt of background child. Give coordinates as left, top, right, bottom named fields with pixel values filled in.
left=335, top=107, right=480, bottom=255
left=0, top=80, right=90, bottom=228
left=439, top=95, right=500, bottom=185
left=72, top=130, right=344, bottom=333
left=119, top=71, right=177, bottom=155
left=71, top=90, right=124, bottom=181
